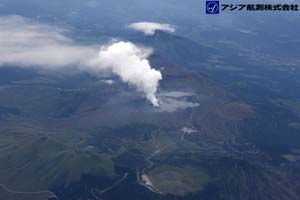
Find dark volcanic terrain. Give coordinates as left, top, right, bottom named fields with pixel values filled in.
left=0, top=30, right=300, bottom=200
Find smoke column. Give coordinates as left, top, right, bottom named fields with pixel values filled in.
left=87, top=42, right=162, bottom=106
left=0, top=16, right=163, bottom=106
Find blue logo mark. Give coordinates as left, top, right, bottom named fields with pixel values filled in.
left=206, top=1, right=219, bottom=14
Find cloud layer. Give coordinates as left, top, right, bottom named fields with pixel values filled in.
left=0, top=15, right=162, bottom=106
left=0, top=15, right=95, bottom=68
left=128, top=22, right=175, bottom=36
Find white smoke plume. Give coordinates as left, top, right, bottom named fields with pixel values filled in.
left=88, top=42, right=162, bottom=106
left=0, top=15, right=162, bottom=106
left=158, top=91, right=199, bottom=112
left=128, top=22, right=176, bottom=36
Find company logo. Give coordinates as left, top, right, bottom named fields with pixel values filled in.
left=206, top=1, right=220, bottom=14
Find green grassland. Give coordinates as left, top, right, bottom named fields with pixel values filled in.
left=149, top=165, right=210, bottom=196
left=0, top=67, right=260, bottom=199
left=0, top=130, right=114, bottom=191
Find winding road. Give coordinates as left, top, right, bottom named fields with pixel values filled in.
left=90, top=109, right=197, bottom=198
left=138, top=109, right=197, bottom=193
left=0, top=184, right=58, bottom=199
left=91, top=172, right=129, bottom=199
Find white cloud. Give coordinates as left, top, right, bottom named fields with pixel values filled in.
left=0, top=15, right=162, bottom=106
left=101, top=79, right=115, bottom=85
left=128, top=22, right=176, bottom=36
left=0, top=15, right=96, bottom=68
left=238, top=29, right=257, bottom=35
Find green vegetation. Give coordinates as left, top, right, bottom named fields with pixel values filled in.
left=0, top=129, right=114, bottom=191
left=149, top=165, right=210, bottom=196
